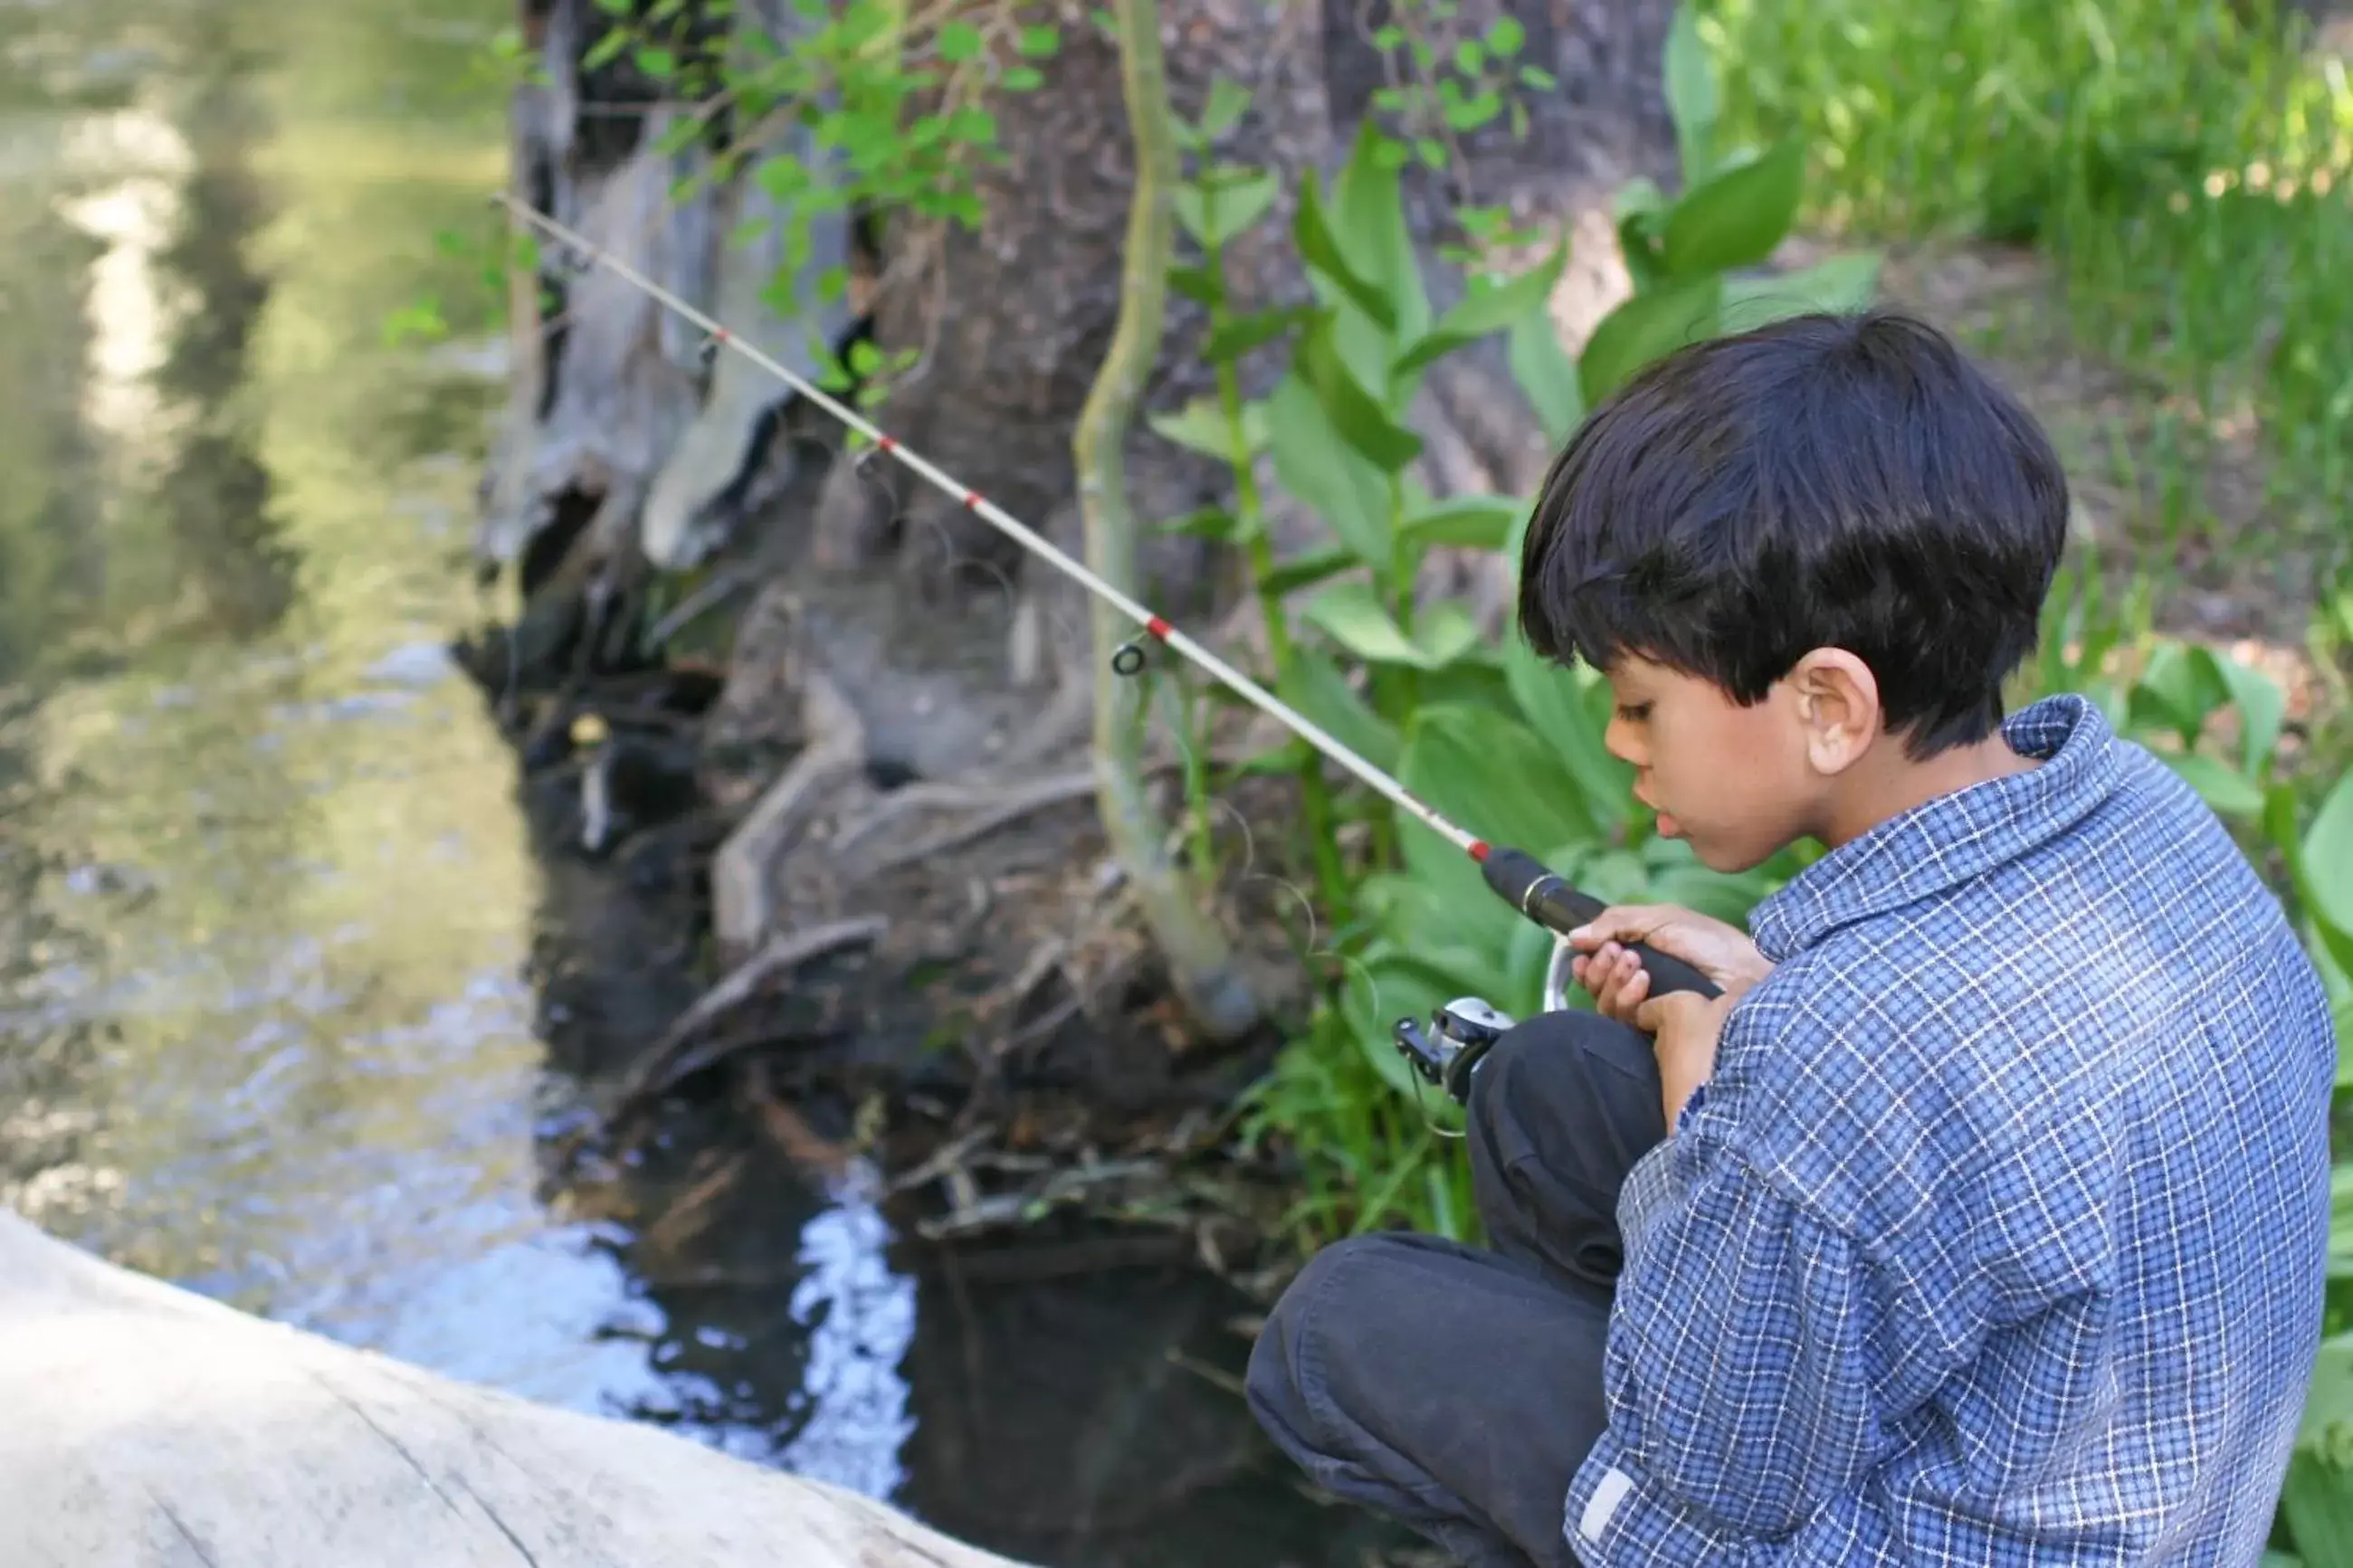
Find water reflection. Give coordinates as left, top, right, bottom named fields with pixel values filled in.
left=0, top=0, right=693, bottom=1421
left=0, top=3, right=1386, bottom=1563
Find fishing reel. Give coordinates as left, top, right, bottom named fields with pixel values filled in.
left=1388, top=941, right=1590, bottom=1108
left=1393, top=997, right=1517, bottom=1106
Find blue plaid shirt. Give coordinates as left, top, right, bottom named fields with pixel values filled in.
left=1567, top=694, right=2337, bottom=1564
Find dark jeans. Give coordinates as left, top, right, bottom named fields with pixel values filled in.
left=1245, top=1010, right=1667, bottom=1568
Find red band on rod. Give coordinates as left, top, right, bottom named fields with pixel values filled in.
left=962, top=490, right=982, bottom=509
left=1467, top=841, right=1491, bottom=862
left=1146, top=616, right=1171, bottom=640
left=876, top=434, right=898, bottom=452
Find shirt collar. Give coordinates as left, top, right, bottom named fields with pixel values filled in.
left=1748, top=694, right=2123, bottom=963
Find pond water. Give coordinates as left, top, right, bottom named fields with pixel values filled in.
left=0, top=3, right=1388, bottom=1563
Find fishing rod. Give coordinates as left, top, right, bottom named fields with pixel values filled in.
left=491, top=195, right=1719, bottom=1090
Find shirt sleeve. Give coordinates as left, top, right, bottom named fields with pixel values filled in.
left=1565, top=1126, right=1917, bottom=1563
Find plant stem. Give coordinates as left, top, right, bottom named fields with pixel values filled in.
left=1072, top=0, right=1258, bottom=1042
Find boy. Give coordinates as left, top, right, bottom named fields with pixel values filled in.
left=1245, top=310, right=2335, bottom=1565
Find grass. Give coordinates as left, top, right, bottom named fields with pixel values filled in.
left=1703, top=0, right=2353, bottom=571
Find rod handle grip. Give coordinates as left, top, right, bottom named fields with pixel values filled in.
left=1480, top=847, right=1723, bottom=1002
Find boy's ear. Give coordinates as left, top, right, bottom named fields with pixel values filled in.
left=1787, top=648, right=1882, bottom=775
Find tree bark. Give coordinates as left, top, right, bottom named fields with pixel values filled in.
left=476, top=0, right=1680, bottom=1069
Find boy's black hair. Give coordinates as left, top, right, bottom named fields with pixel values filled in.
left=1517, top=308, right=2070, bottom=759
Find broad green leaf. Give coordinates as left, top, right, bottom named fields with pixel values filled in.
left=1156, top=505, right=1239, bottom=541
left=1502, top=501, right=1633, bottom=824
left=1266, top=372, right=1392, bottom=563
left=2285, top=1333, right=2353, bottom=1561
left=937, top=19, right=984, bottom=60
left=2198, top=647, right=2287, bottom=776
left=1662, top=3, right=1718, bottom=183
left=2132, top=641, right=2228, bottom=742
left=1147, top=395, right=1259, bottom=463
left=1167, top=264, right=1223, bottom=305
left=1199, top=77, right=1252, bottom=140
left=1720, top=252, right=1884, bottom=329
left=2303, top=772, right=2353, bottom=949
left=1293, top=174, right=1397, bottom=331
left=1391, top=243, right=1570, bottom=381
left=1276, top=648, right=1402, bottom=774
left=1256, top=545, right=1356, bottom=598
left=1394, top=736, right=1540, bottom=962
left=1578, top=274, right=1721, bottom=407
left=1332, top=119, right=1431, bottom=342
left=1508, top=311, right=1585, bottom=444
left=2160, top=752, right=2265, bottom=820
left=1303, top=581, right=1428, bottom=667
left=1414, top=603, right=1483, bottom=667
left=1401, top=701, right=1599, bottom=870
left=1400, top=494, right=1523, bottom=551
left=1502, top=633, right=1629, bottom=832
left=1339, top=946, right=1451, bottom=1097
left=1203, top=304, right=1314, bottom=365
left=1660, top=138, right=1806, bottom=279
left=1175, top=168, right=1279, bottom=249
left=1298, top=314, right=1424, bottom=472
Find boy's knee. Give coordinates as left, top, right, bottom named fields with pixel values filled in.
left=1248, top=1237, right=1377, bottom=1425
left=1467, top=1008, right=1657, bottom=1139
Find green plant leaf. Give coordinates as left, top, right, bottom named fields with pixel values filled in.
left=1303, top=582, right=1430, bottom=667
left=1266, top=372, right=1392, bottom=564
left=1276, top=648, right=1401, bottom=774
left=1720, top=252, right=1884, bottom=329
left=2132, top=641, right=2229, bottom=742
left=1391, top=242, right=1569, bottom=380
left=1415, top=603, right=1483, bottom=667
left=1332, top=119, right=1430, bottom=341
left=937, top=19, right=984, bottom=61
left=1203, top=304, right=1315, bottom=365
left=1293, top=174, right=1398, bottom=331
left=1501, top=501, right=1632, bottom=825
left=1660, top=137, right=1805, bottom=278
left=1341, top=946, right=1472, bottom=1097
left=1156, top=505, right=1240, bottom=541
left=1298, top=314, right=1424, bottom=472
left=1176, top=168, right=1279, bottom=249
left=1400, top=494, right=1523, bottom=551
left=1579, top=275, right=1721, bottom=407
left=1402, top=701, right=1598, bottom=871
left=1662, top=2, right=1718, bottom=183
left=1199, top=77, right=1252, bottom=140
left=1168, top=263, right=1223, bottom=305
left=2160, top=752, right=2266, bottom=819
left=1148, top=395, right=1258, bottom=463
left=1508, top=311, right=1584, bottom=443
left=2303, top=772, right=2353, bottom=951
left=2198, top=648, right=2287, bottom=776
left=1256, top=545, right=1356, bottom=598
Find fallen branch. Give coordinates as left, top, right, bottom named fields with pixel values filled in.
left=606, top=915, right=889, bottom=1121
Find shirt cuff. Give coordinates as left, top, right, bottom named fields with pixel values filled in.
left=1672, top=1079, right=1710, bottom=1136
left=1567, top=1429, right=1754, bottom=1563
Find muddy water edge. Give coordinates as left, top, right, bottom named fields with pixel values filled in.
left=0, top=2, right=1417, bottom=1563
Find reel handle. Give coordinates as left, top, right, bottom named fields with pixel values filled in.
left=1481, top=847, right=1723, bottom=1004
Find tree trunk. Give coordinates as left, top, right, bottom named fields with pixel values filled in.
left=0, top=1208, right=1038, bottom=1568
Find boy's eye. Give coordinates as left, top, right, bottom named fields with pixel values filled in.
left=1615, top=702, right=1652, bottom=722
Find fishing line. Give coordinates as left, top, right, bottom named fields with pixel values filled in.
left=488, top=194, right=1720, bottom=1003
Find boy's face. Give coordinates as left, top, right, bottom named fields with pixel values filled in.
left=1600, top=655, right=1822, bottom=873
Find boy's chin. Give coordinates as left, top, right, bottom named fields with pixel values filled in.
left=1674, top=825, right=1777, bottom=876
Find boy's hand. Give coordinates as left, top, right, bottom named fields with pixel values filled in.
left=1568, top=903, right=1773, bottom=1026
